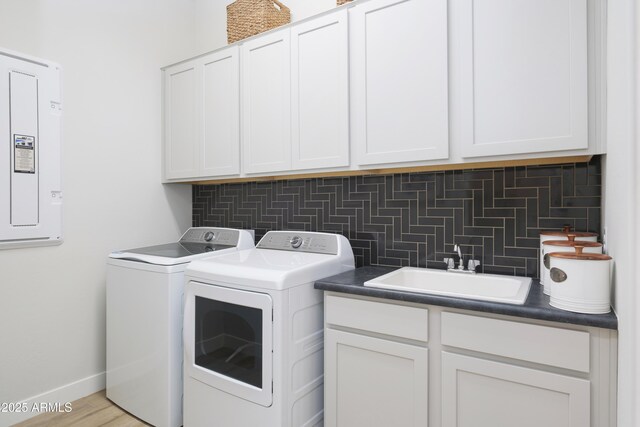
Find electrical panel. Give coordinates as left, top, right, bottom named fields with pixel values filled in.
left=0, top=48, right=62, bottom=249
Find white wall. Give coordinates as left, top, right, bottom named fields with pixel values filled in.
left=194, top=0, right=338, bottom=53
left=0, top=1, right=346, bottom=424
left=604, top=0, right=639, bottom=425
left=0, top=1, right=196, bottom=425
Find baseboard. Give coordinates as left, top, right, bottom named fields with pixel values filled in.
left=0, top=372, right=105, bottom=427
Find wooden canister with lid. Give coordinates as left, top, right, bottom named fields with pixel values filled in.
left=548, top=245, right=612, bottom=314
left=540, top=235, right=602, bottom=295
left=539, top=226, right=598, bottom=286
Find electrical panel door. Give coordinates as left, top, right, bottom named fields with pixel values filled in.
left=0, top=48, right=62, bottom=249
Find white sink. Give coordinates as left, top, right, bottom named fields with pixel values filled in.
left=364, top=267, right=532, bottom=305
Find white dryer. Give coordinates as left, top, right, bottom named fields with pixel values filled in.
left=183, top=231, right=354, bottom=427
left=106, top=227, right=254, bottom=427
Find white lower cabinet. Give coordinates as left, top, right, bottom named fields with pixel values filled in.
left=323, top=293, right=617, bottom=427
left=441, top=352, right=590, bottom=427
left=325, top=329, right=428, bottom=427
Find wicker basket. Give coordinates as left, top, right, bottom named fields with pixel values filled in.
left=337, top=0, right=352, bottom=5
left=227, top=0, right=291, bottom=44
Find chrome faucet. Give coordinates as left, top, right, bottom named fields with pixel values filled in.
left=443, top=244, right=481, bottom=274
left=454, top=244, right=464, bottom=270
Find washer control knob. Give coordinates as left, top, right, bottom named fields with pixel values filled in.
left=290, top=236, right=303, bottom=249
left=204, top=231, right=215, bottom=242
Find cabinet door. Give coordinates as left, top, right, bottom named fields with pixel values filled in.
left=200, top=46, right=240, bottom=177
left=325, top=329, right=428, bottom=427
left=241, top=28, right=291, bottom=174
left=442, top=352, right=590, bottom=427
left=291, top=9, right=349, bottom=170
left=164, top=61, right=199, bottom=179
left=351, top=0, right=449, bottom=166
left=456, top=0, right=588, bottom=157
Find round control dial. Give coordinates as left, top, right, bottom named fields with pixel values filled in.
left=204, top=231, right=215, bottom=242
left=290, top=236, right=303, bottom=248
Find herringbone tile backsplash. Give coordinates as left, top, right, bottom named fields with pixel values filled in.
left=193, top=157, right=601, bottom=278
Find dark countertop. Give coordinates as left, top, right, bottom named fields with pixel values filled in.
left=315, top=266, right=618, bottom=330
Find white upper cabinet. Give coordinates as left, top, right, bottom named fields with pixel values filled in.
left=201, top=46, right=240, bottom=177
left=291, top=10, right=350, bottom=170
left=163, top=46, right=240, bottom=181
left=455, top=0, right=588, bottom=158
left=164, top=61, right=198, bottom=180
left=242, top=28, right=292, bottom=175
left=162, top=0, right=603, bottom=183
left=351, top=0, right=449, bottom=166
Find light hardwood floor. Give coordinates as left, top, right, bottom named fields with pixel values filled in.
left=13, top=390, right=150, bottom=427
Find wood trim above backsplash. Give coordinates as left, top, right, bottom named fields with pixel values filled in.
left=188, top=155, right=593, bottom=185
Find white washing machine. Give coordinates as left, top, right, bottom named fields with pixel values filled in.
left=106, top=227, right=255, bottom=427
left=183, top=231, right=355, bottom=427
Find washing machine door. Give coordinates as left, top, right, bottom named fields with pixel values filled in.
left=184, top=281, right=273, bottom=407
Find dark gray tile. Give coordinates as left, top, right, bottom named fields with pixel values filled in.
left=505, top=188, right=538, bottom=198
left=515, top=237, right=539, bottom=248
left=193, top=157, right=601, bottom=277
left=538, top=187, right=550, bottom=218
left=494, top=169, right=505, bottom=198
left=463, top=227, right=494, bottom=237
left=474, top=217, right=504, bottom=227
left=576, top=185, right=600, bottom=197
left=417, top=216, right=445, bottom=226
left=454, top=180, right=484, bottom=190
left=504, top=218, right=515, bottom=247
left=549, top=207, right=588, bottom=218
left=562, top=167, right=575, bottom=197
left=474, top=189, right=484, bottom=218
left=526, top=198, right=538, bottom=228
left=515, top=177, right=550, bottom=188
left=504, top=168, right=515, bottom=188
left=494, top=198, right=527, bottom=208
left=484, top=208, right=516, bottom=218
left=493, top=256, right=526, bottom=267
left=494, top=228, right=505, bottom=256
left=483, top=179, right=494, bottom=208
left=436, top=198, right=464, bottom=208
left=563, top=197, right=601, bottom=207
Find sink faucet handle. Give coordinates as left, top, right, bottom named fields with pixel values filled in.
left=443, top=257, right=455, bottom=269
left=467, top=259, right=481, bottom=271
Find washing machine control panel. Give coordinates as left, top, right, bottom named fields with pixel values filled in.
left=180, top=227, right=241, bottom=246
left=257, top=231, right=339, bottom=255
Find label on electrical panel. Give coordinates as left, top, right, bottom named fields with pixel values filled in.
left=13, top=134, right=36, bottom=174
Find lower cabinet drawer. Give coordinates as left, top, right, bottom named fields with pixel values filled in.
left=325, top=295, right=429, bottom=342
left=441, top=312, right=590, bottom=372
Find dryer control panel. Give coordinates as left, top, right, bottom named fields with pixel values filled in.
left=180, top=227, right=254, bottom=247
left=257, top=231, right=338, bottom=255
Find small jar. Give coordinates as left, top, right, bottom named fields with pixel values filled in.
left=548, top=245, right=612, bottom=314
left=541, top=235, right=602, bottom=295
left=539, top=226, right=598, bottom=285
